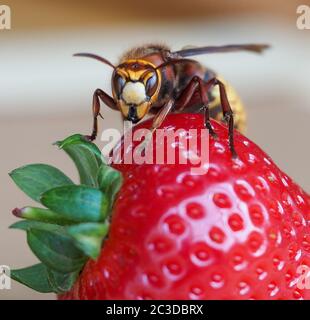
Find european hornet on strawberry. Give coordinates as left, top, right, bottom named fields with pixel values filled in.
left=74, top=43, right=269, bottom=157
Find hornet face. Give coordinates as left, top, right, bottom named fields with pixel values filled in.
left=112, top=60, right=161, bottom=123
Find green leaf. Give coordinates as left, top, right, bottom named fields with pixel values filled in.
left=41, top=185, right=110, bottom=223
left=27, top=229, right=86, bottom=273
left=97, top=164, right=123, bottom=208
left=10, top=220, right=85, bottom=287
left=11, top=264, right=53, bottom=293
left=10, top=220, right=65, bottom=233
left=9, top=135, right=119, bottom=295
left=67, top=222, right=109, bottom=259
left=13, top=207, right=75, bottom=225
left=47, top=269, right=79, bottom=294
left=55, top=134, right=104, bottom=187
left=9, top=164, right=73, bottom=202
left=56, top=134, right=103, bottom=162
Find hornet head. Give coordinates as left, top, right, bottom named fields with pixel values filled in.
left=112, top=60, right=161, bottom=123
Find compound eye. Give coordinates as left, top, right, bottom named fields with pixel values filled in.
left=113, top=73, right=126, bottom=99
left=145, top=73, right=158, bottom=97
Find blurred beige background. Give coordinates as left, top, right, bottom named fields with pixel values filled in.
left=0, top=0, right=309, bottom=300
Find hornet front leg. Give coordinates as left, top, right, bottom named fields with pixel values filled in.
left=86, top=89, right=118, bottom=141
left=135, top=99, right=175, bottom=155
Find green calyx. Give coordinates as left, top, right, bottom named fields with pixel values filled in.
left=9, top=134, right=122, bottom=294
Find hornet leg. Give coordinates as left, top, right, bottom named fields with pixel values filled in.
left=135, top=99, right=175, bottom=155
left=86, top=89, right=118, bottom=141
left=174, top=76, right=236, bottom=157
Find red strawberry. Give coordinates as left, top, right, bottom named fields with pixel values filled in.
left=56, top=113, right=309, bottom=300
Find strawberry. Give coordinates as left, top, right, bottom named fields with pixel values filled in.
left=9, top=114, right=310, bottom=300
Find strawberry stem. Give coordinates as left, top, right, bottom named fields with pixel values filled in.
left=9, top=134, right=123, bottom=294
